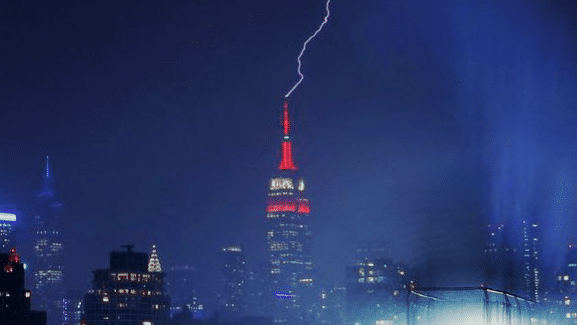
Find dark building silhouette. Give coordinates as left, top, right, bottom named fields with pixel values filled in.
left=83, top=245, right=170, bottom=325
left=0, top=248, right=46, bottom=325
left=265, top=101, right=313, bottom=324
left=31, top=156, right=65, bottom=325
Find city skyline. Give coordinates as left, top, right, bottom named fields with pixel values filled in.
left=0, top=0, right=575, bottom=322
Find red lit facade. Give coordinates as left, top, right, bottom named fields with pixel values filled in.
left=266, top=101, right=313, bottom=324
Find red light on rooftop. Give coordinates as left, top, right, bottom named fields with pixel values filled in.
left=8, top=248, right=19, bottom=264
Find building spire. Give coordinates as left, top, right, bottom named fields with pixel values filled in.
left=40, top=155, right=55, bottom=196
left=278, top=101, right=298, bottom=171
left=46, top=155, right=50, bottom=179
left=148, top=244, right=162, bottom=273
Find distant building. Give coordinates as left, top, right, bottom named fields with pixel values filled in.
left=265, top=101, right=313, bottom=324
left=0, top=247, right=46, bottom=325
left=31, top=156, right=65, bottom=325
left=521, top=221, right=540, bottom=302
left=220, top=245, right=246, bottom=319
left=484, top=222, right=521, bottom=293
left=345, top=254, right=409, bottom=325
left=554, top=243, right=577, bottom=322
left=309, top=285, right=346, bottom=325
left=62, top=290, right=84, bottom=325
left=244, top=268, right=270, bottom=318
left=0, top=212, right=17, bottom=253
left=83, top=245, right=170, bottom=325
left=165, top=265, right=206, bottom=320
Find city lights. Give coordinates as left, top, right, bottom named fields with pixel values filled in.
left=0, top=213, right=16, bottom=222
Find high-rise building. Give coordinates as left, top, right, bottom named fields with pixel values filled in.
left=62, top=290, right=84, bottom=325
left=220, top=245, right=246, bottom=319
left=0, top=212, right=17, bottom=253
left=31, top=156, right=65, bottom=325
left=521, top=220, right=540, bottom=302
left=82, top=245, right=170, bottom=325
left=0, top=247, right=46, bottom=325
left=554, top=243, right=577, bottom=322
left=265, top=101, right=313, bottom=324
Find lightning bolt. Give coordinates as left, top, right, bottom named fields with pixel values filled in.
left=285, top=0, right=331, bottom=98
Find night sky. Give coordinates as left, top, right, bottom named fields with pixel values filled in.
left=0, top=0, right=575, bottom=307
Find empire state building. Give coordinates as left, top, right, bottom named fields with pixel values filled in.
left=265, top=101, right=313, bottom=324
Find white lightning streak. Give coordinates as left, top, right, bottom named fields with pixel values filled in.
left=285, top=0, right=331, bottom=98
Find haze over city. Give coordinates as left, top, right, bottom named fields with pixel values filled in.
left=0, top=0, right=575, bottom=324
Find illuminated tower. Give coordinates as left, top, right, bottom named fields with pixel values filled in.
left=31, top=156, right=64, bottom=325
left=265, top=101, right=313, bottom=324
left=148, top=244, right=162, bottom=273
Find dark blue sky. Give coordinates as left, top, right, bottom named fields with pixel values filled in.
left=0, top=0, right=575, bottom=301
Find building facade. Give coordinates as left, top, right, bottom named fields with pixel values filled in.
left=83, top=245, right=170, bottom=325
left=31, top=156, right=65, bottom=325
left=220, top=245, right=246, bottom=319
left=265, top=101, right=313, bottom=324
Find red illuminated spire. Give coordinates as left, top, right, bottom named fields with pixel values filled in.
left=278, top=101, right=298, bottom=171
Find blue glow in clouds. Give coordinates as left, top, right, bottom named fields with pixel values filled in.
left=284, top=0, right=331, bottom=98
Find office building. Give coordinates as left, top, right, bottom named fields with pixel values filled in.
left=83, top=245, right=170, bottom=325
left=265, top=101, right=313, bottom=324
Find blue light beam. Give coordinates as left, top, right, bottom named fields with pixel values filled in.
left=284, top=0, right=331, bottom=98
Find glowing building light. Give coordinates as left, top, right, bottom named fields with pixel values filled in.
left=148, top=245, right=162, bottom=273
left=0, top=213, right=16, bottom=222
left=267, top=202, right=297, bottom=213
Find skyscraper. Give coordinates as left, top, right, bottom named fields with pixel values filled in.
left=32, top=156, right=64, bottom=325
left=83, top=245, right=170, bottom=325
left=220, top=245, right=246, bottom=320
left=265, top=101, right=313, bottom=324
